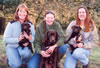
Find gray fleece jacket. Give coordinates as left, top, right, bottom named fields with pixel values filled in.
left=3, top=21, right=35, bottom=48
left=66, top=20, right=99, bottom=50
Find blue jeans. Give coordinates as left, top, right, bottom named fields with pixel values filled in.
left=28, top=44, right=67, bottom=68
left=6, top=46, right=32, bottom=68
left=64, top=48, right=90, bottom=68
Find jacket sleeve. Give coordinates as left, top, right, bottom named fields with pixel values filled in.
left=55, top=22, right=65, bottom=46
left=83, top=24, right=99, bottom=50
left=30, top=24, right=35, bottom=43
left=66, top=21, right=76, bottom=41
left=3, top=22, right=19, bottom=44
left=33, top=27, right=42, bottom=54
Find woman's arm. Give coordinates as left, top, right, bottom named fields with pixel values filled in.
left=66, top=21, right=76, bottom=41
left=29, top=23, right=35, bottom=43
left=3, top=22, right=19, bottom=44
left=56, top=22, right=65, bottom=46
left=83, top=24, right=99, bottom=49
left=33, top=27, right=42, bottom=54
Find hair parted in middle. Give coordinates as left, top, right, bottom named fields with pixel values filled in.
left=14, top=3, right=29, bottom=22
left=76, top=5, right=94, bottom=32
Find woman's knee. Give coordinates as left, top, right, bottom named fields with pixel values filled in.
left=64, top=52, right=77, bottom=68
left=28, top=62, right=39, bottom=68
left=8, top=56, right=21, bottom=68
left=58, top=44, right=67, bottom=54
left=28, top=53, right=40, bottom=68
left=72, top=48, right=84, bottom=58
left=23, top=51, right=32, bottom=58
left=6, top=46, right=21, bottom=67
left=19, top=47, right=32, bottom=58
left=9, top=61, right=21, bottom=68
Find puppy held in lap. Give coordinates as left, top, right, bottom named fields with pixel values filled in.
left=19, top=22, right=33, bottom=53
left=64, top=25, right=83, bottom=54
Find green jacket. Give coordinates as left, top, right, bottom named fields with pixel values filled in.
left=34, top=21, right=65, bottom=53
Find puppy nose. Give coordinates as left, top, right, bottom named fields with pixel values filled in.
left=51, top=39, right=55, bottom=42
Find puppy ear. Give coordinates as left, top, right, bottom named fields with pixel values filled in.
left=42, top=31, right=49, bottom=45
left=28, top=24, right=31, bottom=28
left=21, top=24, right=24, bottom=28
left=79, top=26, right=82, bottom=30
left=56, top=31, right=58, bottom=40
left=46, top=31, right=49, bottom=40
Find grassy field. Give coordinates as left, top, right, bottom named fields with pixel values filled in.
left=0, top=35, right=100, bottom=68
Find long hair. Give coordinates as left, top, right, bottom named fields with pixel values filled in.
left=76, top=5, right=94, bottom=32
left=14, top=4, right=29, bottom=22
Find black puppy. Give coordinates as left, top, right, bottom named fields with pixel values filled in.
left=40, top=30, right=59, bottom=68
left=64, top=25, right=82, bottom=54
left=19, top=22, right=33, bottom=53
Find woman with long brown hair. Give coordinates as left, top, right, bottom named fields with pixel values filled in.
left=3, top=4, right=35, bottom=68
left=64, top=5, right=99, bottom=68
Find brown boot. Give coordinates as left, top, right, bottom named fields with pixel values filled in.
left=83, top=62, right=90, bottom=68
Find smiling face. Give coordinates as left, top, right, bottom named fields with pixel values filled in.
left=76, top=6, right=92, bottom=32
left=44, top=13, right=55, bottom=26
left=78, top=8, right=86, bottom=21
left=14, top=4, right=29, bottom=22
left=18, top=8, right=27, bottom=21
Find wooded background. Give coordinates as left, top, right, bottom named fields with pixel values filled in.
left=0, top=0, right=100, bottom=37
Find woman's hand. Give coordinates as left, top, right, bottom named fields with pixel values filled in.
left=77, top=35, right=82, bottom=41
left=40, top=51, right=50, bottom=57
left=46, top=44, right=57, bottom=54
left=19, top=33, right=24, bottom=41
left=73, top=35, right=82, bottom=42
left=73, top=44, right=78, bottom=48
left=77, top=43, right=83, bottom=48
left=24, top=31, right=32, bottom=40
left=73, top=43, right=83, bottom=48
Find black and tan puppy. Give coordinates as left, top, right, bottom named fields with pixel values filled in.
left=19, top=22, right=33, bottom=53
left=64, top=25, right=82, bottom=54
left=40, top=30, right=59, bottom=68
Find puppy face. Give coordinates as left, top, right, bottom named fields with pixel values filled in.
left=72, top=25, right=81, bottom=35
left=47, top=30, right=58, bottom=44
left=41, top=30, right=58, bottom=53
left=21, top=23, right=30, bottom=31
left=42, top=30, right=58, bottom=47
left=64, top=25, right=82, bottom=44
left=72, top=25, right=82, bottom=41
left=48, top=31, right=57, bottom=43
left=21, top=22, right=31, bottom=35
